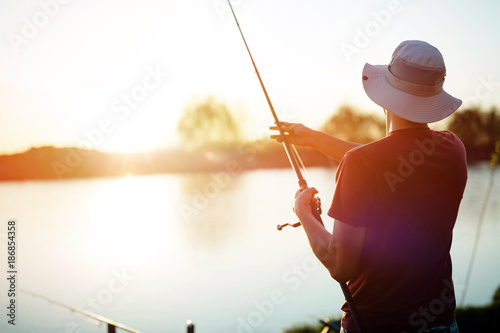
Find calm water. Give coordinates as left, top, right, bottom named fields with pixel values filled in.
left=0, top=164, right=498, bottom=333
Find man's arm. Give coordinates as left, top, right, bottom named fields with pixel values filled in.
left=270, top=122, right=361, bottom=162
left=309, top=129, right=361, bottom=162
left=294, top=188, right=365, bottom=283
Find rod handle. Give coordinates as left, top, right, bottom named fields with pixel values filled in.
left=311, top=195, right=324, bottom=226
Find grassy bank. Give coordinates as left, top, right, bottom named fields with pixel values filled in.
left=282, top=286, right=500, bottom=333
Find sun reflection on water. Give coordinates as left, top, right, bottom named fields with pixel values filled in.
left=94, top=175, right=170, bottom=266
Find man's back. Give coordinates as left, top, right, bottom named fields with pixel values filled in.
left=329, top=128, right=467, bottom=332
left=278, top=40, right=467, bottom=333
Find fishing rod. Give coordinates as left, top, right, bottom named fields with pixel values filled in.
left=21, top=289, right=142, bottom=333
left=226, top=2, right=363, bottom=332
left=225, top=0, right=320, bottom=227
left=225, top=3, right=307, bottom=192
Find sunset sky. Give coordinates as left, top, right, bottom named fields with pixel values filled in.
left=1, top=0, right=499, bottom=154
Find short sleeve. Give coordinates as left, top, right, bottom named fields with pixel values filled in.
left=328, top=150, right=376, bottom=228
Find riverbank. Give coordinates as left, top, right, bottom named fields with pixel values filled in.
left=0, top=142, right=335, bottom=181
left=282, top=286, right=500, bottom=333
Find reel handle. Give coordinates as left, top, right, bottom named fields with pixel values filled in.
left=277, top=195, right=323, bottom=230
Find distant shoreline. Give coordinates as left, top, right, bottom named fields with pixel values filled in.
left=0, top=143, right=337, bottom=181
left=0, top=142, right=494, bottom=182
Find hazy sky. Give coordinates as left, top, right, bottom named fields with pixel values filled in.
left=1, top=0, right=499, bottom=154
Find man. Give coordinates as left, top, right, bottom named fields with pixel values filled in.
left=271, top=40, right=467, bottom=332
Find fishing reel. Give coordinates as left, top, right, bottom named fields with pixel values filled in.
left=277, top=195, right=322, bottom=230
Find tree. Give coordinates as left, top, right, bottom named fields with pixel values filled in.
left=447, top=107, right=500, bottom=161
left=321, top=105, right=385, bottom=144
left=177, top=96, right=241, bottom=149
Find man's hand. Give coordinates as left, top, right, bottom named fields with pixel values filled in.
left=295, top=187, right=366, bottom=283
left=269, top=122, right=316, bottom=148
left=293, top=187, right=319, bottom=221
left=270, top=122, right=361, bottom=162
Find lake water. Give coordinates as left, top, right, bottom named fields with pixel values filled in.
left=0, top=164, right=498, bottom=333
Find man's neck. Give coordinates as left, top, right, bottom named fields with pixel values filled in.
left=385, top=110, right=429, bottom=135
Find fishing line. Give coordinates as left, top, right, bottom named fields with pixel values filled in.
left=459, top=140, right=499, bottom=306
left=292, top=143, right=311, bottom=180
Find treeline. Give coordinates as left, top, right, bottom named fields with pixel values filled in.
left=323, top=104, right=500, bottom=162
left=448, top=106, right=500, bottom=161
left=175, top=97, right=500, bottom=163
left=319, top=104, right=500, bottom=162
left=321, top=104, right=386, bottom=144
left=0, top=100, right=498, bottom=181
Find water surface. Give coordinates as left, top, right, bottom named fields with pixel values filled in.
left=0, top=164, right=498, bottom=332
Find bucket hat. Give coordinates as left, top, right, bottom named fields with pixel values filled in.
left=362, top=40, right=462, bottom=123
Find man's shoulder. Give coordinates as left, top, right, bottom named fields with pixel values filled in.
left=341, top=129, right=466, bottom=174
left=344, top=136, right=394, bottom=160
left=347, top=129, right=464, bottom=156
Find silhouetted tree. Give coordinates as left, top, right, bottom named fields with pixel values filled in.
left=455, top=286, right=500, bottom=333
left=447, top=107, right=500, bottom=161
left=177, top=96, right=241, bottom=149
left=321, top=105, right=385, bottom=143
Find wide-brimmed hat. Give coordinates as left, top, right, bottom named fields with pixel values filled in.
left=362, top=40, right=462, bottom=123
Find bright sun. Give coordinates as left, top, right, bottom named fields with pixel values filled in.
left=98, top=111, right=178, bottom=154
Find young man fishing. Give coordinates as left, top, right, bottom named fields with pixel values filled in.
left=271, top=40, right=467, bottom=333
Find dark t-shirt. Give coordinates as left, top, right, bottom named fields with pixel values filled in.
left=328, top=128, right=467, bottom=333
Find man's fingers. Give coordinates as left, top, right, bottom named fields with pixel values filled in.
left=269, top=122, right=294, bottom=132
left=269, top=125, right=287, bottom=132
left=270, top=122, right=303, bottom=144
left=270, top=134, right=283, bottom=142
left=302, top=187, right=318, bottom=197
left=295, top=187, right=317, bottom=202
